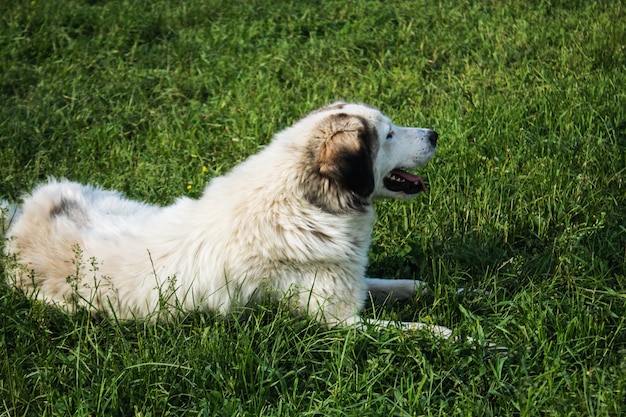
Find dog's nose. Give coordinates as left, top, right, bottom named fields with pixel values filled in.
left=427, top=130, right=438, bottom=147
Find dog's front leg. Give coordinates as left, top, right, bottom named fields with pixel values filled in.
left=364, top=277, right=427, bottom=302
left=362, top=278, right=454, bottom=339
left=350, top=315, right=454, bottom=339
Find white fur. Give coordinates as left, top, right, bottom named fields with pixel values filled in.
left=3, top=103, right=452, bottom=337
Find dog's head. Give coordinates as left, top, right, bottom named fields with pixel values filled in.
left=301, top=102, right=438, bottom=213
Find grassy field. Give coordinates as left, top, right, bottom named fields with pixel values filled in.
left=1, top=0, right=625, bottom=415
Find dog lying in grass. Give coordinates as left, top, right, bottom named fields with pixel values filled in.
left=2, top=102, right=455, bottom=337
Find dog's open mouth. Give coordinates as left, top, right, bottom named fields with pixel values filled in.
left=383, top=169, right=426, bottom=194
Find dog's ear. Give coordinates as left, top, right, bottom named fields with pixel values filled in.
left=317, top=113, right=375, bottom=198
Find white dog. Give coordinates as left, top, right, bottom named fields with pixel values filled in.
left=2, top=102, right=453, bottom=337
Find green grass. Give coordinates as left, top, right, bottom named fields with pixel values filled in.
left=1, top=0, right=625, bottom=415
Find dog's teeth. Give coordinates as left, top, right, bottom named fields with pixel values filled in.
left=388, top=174, right=405, bottom=182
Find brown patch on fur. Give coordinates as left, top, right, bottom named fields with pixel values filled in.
left=319, top=129, right=362, bottom=174
left=49, top=198, right=90, bottom=225
left=301, top=113, right=378, bottom=213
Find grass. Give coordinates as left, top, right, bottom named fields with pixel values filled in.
left=1, top=0, right=625, bottom=415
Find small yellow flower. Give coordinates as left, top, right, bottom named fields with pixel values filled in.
left=202, top=166, right=208, bottom=173
left=186, top=184, right=192, bottom=190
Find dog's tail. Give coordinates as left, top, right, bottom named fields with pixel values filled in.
left=1, top=199, right=19, bottom=236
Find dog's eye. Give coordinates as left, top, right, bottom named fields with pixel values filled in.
left=386, top=131, right=394, bottom=140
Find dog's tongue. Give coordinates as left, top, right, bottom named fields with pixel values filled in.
left=385, top=169, right=426, bottom=194
left=392, top=169, right=422, bottom=184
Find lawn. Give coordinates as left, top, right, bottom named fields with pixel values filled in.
left=1, top=0, right=625, bottom=415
